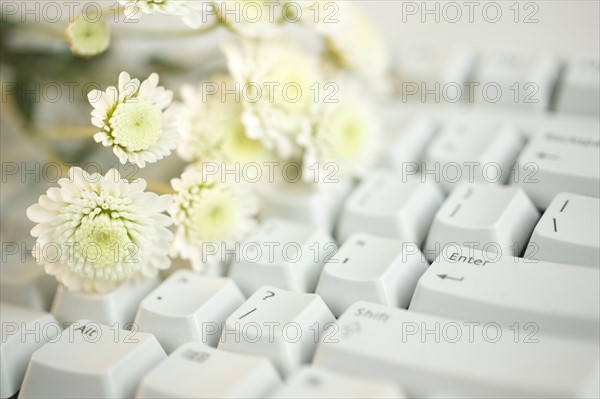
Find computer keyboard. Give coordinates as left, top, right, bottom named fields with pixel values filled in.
left=2, top=14, right=600, bottom=399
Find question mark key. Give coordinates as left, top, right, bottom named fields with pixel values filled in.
left=220, top=286, right=336, bottom=376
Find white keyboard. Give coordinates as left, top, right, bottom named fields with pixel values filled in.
left=2, top=10, right=600, bottom=399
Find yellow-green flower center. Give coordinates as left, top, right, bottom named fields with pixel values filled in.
left=110, top=100, right=163, bottom=152
left=73, top=213, right=132, bottom=269
left=186, top=188, right=237, bottom=241
left=66, top=17, right=110, bottom=57
left=327, top=107, right=366, bottom=160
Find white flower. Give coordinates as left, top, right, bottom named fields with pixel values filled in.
left=222, top=38, right=322, bottom=160
left=169, top=170, right=259, bottom=273
left=89, top=71, right=178, bottom=168
left=310, top=3, right=390, bottom=88
left=298, top=80, right=381, bottom=180
left=26, top=167, right=173, bottom=293
left=216, top=0, right=283, bottom=37
left=65, top=16, right=110, bottom=57
left=178, top=76, right=270, bottom=165
left=120, top=0, right=204, bottom=28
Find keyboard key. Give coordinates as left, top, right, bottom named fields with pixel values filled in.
left=424, top=183, right=539, bottom=261
left=258, top=180, right=352, bottom=233
left=0, top=303, right=61, bottom=399
left=313, top=302, right=600, bottom=397
left=525, top=193, right=600, bottom=268
left=383, top=117, right=437, bottom=170
left=19, top=320, right=166, bottom=398
left=473, top=52, right=561, bottom=111
left=316, top=233, right=428, bottom=317
left=51, top=277, right=159, bottom=326
left=136, top=343, right=281, bottom=398
left=337, top=170, right=444, bottom=244
left=396, top=46, right=475, bottom=102
left=410, top=246, right=600, bottom=340
left=218, top=286, right=335, bottom=377
left=0, top=261, right=57, bottom=311
left=556, top=56, right=600, bottom=116
left=271, top=365, right=404, bottom=398
left=134, top=270, right=245, bottom=352
left=424, top=121, right=523, bottom=192
left=514, top=128, right=600, bottom=209
left=229, top=219, right=335, bottom=296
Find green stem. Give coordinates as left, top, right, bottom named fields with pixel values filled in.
left=32, top=125, right=96, bottom=140
left=145, top=179, right=175, bottom=195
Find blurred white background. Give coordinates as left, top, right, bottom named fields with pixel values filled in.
left=360, top=0, right=599, bottom=57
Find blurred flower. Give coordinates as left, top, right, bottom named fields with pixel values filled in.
left=311, top=3, right=390, bottom=88
left=120, top=0, right=204, bottom=28
left=26, top=167, right=173, bottom=293
left=298, top=80, right=381, bottom=180
left=89, top=71, right=178, bottom=168
left=178, top=76, right=270, bottom=165
left=222, top=39, right=321, bottom=159
left=217, top=0, right=283, bottom=37
left=65, top=17, right=111, bottom=57
left=169, top=170, right=259, bottom=273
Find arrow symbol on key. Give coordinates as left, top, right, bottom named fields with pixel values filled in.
left=437, top=274, right=464, bottom=282
left=537, top=152, right=560, bottom=160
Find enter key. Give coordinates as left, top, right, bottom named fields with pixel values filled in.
left=409, top=246, right=600, bottom=340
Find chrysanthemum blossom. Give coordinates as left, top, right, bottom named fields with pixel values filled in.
left=65, top=16, right=110, bottom=57
left=309, top=3, right=390, bottom=88
left=89, top=71, right=178, bottom=168
left=222, top=38, right=322, bottom=160
left=298, top=81, right=381, bottom=181
left=178, top=76, right=270, bottom=165
left=169, top=170, right=259, bottom=273
left=120, top=0, right=204, bottom=28
left=26, top=167, right=173, bottom=293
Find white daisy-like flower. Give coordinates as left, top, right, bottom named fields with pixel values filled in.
left=65, top=16, right=110, bottom=57
left=89, top=71, right=178, bottom=168
left=26, top=167, right=173, bottom=293
left=309, top=3, right=390, bottom=88
left=222, top=38, right=322, bottom=160
left=178, top=75, right=270, bottom=165
left=120, top=0, right=205, bottom=28
left=298, top=79, right=381, bottom=181
left=169, top=170, right=259, bottom=273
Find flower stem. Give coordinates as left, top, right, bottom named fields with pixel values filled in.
left=32, top=125, right=96, bottom=140
left=145, top=180, right=175, bottom=195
